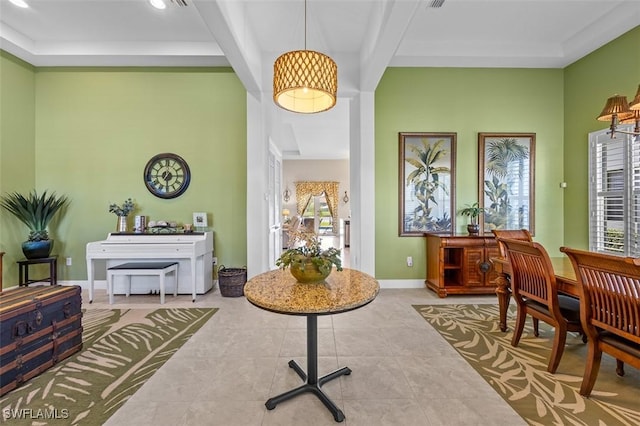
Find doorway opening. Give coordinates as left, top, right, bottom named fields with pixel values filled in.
left=302, top=194, right=335, bottom=236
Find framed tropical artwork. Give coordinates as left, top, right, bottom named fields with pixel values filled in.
left=478, top=133, right=535, bottom=234
left=399, top=132, right=456, bottom=236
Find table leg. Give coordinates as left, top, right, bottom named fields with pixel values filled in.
left=19, top=264, right=25, bottom=286
left=87, top=258, right=94, bottom=303
left=50, top=258, right=57, bottom=285
left=495, top=271, right=511, bottom=332
left=265, top=315, right=350, bottom=423
left=190, top=257, right=197, bottom=302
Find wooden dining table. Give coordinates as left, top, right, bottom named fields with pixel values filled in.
left=491, top=256, right=579, bottom=332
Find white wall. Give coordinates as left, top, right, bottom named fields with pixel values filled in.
left=282, top=159, right=350, bottom=220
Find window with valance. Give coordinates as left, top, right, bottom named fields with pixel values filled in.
left=295, top=181, right=339, bottom=233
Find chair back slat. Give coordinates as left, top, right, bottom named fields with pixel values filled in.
left=561, top=248, right=640, bottom=342
left=492, top=229, right=532, bottom=258
left=499, top=238, right=558, bottom=309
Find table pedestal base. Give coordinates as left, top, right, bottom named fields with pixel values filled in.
left=266, top=360, right=351, bottom=422
left=265, top=315, right=350, bottom=422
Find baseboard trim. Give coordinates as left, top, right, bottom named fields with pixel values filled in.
left=33, top=279, right=425, bottom=291
left=66, top=280, right=102, bottom=289
left=378, top=279, right=425, bottom=289
left=57, top=280, right=219, bottom=292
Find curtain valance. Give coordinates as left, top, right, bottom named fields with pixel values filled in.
left=295, top=181, right=339, bottom=233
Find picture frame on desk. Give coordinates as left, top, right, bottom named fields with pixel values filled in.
left=478, top=132, right=535, bottom=234
left=193, top=212, right=207, bottom=228
left=398, top=132, right=456, bottom=236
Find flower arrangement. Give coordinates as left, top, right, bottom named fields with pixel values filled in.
left=276, top=228, right=343, bottom=276
left=109, top=198, right=134, bottom=217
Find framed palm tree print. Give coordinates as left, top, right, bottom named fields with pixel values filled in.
left=478, top=133, right=535, bottom=234
left=399, top=132, right=456, bottom=236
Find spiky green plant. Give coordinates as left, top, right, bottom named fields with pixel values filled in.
left=0, top=190, right=69, bottom=241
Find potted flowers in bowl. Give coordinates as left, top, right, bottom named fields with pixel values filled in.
left=109, top=198, right=134, bottom=232
left=276, top=229, right=342, bottom=283
left=0, top=190, right=69, bottom=259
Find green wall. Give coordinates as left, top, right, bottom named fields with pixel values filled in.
left=563, top=26, right=640, bottom=249
left=1, top=59, right=247, bottom=286
left=374, top=26, right=639, bottom=280
left=1, top=25, right=637, bottom=286
left=375, top=68, right=565, bottom=279
left=0, top=52, right=36, bottom=285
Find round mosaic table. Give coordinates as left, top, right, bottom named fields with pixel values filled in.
left=244, top=268, right=379, bottom=422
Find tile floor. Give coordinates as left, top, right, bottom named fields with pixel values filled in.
left=87, top=284, right=526, bottom=426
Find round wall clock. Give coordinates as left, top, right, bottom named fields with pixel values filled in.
left=143, top=153, right=191, bottom=199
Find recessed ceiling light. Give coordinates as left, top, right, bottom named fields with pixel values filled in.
left=149, top=0, right=166, bottom=10
left=9, top=0, right=29, bottom=8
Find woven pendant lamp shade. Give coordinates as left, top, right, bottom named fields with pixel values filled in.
left=273, top=49, right=337, bottom=114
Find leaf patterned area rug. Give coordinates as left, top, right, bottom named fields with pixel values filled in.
left=414, top=304, right=640, bottom=426
left=1, top=308, right=216, bottom=425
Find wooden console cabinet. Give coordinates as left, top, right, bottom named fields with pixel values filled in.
left=425, top=233, right=500, bottom=297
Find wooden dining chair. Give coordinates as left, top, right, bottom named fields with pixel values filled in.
left=498, top=238, right=584, bottom=373
left=560, top=246, right=640, bottom=396
left=492, top=229, right=533, bottom=258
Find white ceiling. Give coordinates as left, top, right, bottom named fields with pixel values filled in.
left=2, top=0, right=639, bottom=159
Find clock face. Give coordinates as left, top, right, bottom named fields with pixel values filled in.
left=143, top=153, right=191, bottom=199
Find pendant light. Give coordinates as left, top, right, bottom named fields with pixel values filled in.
left=273, top=0, right=337, bottom=114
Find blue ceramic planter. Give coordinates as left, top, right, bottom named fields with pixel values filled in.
left=22, top=240, right=53, bottom=259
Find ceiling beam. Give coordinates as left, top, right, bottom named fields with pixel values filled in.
left=193, top=0, right=262, bottom=93
left=359, top=0, right=422, bottom=91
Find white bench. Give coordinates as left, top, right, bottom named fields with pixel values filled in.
left=107, top=261, right=179, bottom=304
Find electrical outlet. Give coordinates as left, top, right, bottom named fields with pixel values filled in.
left=66, top=257, right=72, bottom=266
left=407, top=256, right=413, bottom=267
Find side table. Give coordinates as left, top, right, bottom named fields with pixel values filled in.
left=244, top=268, right=379, bottom=422
left=17, top=255, right=58, bottom=287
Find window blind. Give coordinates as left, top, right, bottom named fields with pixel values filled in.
left=589, top=125, right=639, bottom=256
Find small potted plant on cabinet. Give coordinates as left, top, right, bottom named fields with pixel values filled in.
left=0, top=190, right=69, bottom=259
left=459, top=202, right=485, bottom=235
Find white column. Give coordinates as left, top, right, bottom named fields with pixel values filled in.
left=350, top=92, right=376, bottom=276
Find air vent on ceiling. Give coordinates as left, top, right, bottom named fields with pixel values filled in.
left=427, top=0, right=445, bottom=8
left=172, top=0, right=188, bottom=6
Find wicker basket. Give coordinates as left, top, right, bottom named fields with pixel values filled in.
left=218, top=266, right=247, bottom=297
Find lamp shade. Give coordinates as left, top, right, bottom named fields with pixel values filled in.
left=273, top=50, right=337, bottom=114
left=597, top=94, right=634, bottom=121
left=630, top=85, right=640, bottom=111
left=620, top=109, right=640, bottom=124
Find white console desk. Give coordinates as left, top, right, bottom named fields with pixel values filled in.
left=86, top=231, right=213, bottom=303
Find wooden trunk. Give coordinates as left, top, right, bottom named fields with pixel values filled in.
left=0, top=285, right=83, bottom=396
